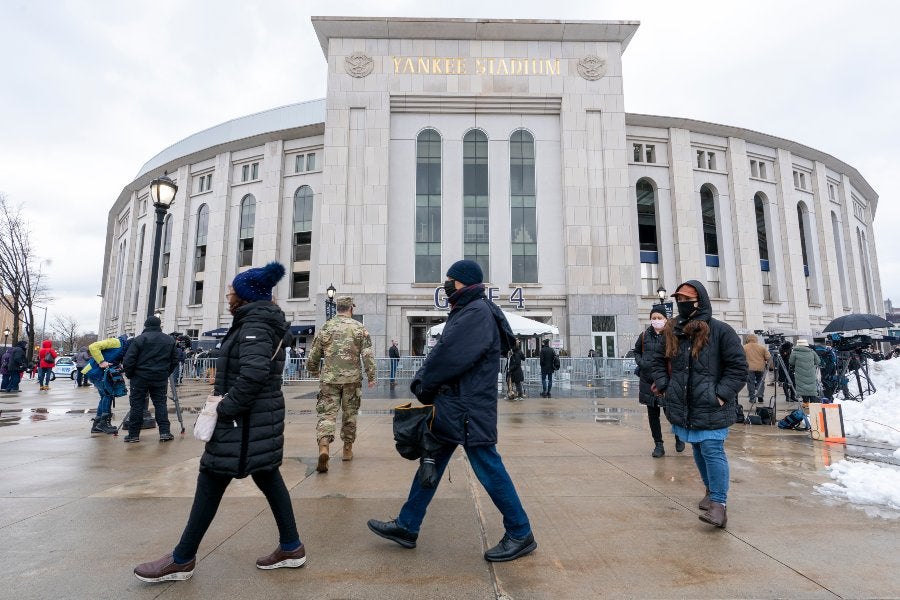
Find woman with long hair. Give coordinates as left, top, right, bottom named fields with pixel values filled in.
left=649, top=280, right=747, bottom=528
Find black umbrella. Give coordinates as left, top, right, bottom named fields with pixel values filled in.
left=822, top=313, right=894, bottom=333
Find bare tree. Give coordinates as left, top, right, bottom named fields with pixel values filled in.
left=75, top=332, right=98, bottom=350
left=0, top=193, right=52, bottom=361
left=50, top=314, right=80, bottom=353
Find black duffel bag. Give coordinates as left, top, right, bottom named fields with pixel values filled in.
left=392, top=402, right=443, bottom=488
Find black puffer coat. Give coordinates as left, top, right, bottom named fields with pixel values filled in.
left=649, top=280, right=748, bottom=430
left=633, top=326, right=665, bottom=407
left=507, top=349, right=525, bottom=384
left=122, top=324, right=178, bottom=380
left=413, top=285, right=515, bottom=446
left=201, top=301, right=292, bottom=478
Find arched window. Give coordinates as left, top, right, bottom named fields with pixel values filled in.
left=159, top=214, right=173, bottom=308
left=831, top=211, right=849, bottom=308
left=132, top=224, right=145, bottom=312
left=797, top=202, right=817, bottom=304
left=463, top=129, right=489, bottom=279
left=416, top=129, right=441, bottom=283
left=754, top=193, right=772, bottom=301
left=114, top=239, right=127, bottom=313
left=191, top=205, right=209, bottom=304
left=636, top=178, right=659, bottom=295
left=700, top=184, right=721, bottom=297
left=857, top=227, right=873, bottom=313
left=291, top=186, right=314, bottom=298
left=510, top=129, right=536, bottom=282
left=238, top=194, right=256, bottom=267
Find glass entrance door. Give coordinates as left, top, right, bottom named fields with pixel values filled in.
left=592, top=333, right=617, bottom=358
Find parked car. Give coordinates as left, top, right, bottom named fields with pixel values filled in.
left=51, top=356, right=78, bottom=381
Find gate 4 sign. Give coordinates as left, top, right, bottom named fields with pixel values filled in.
left=434, top=287, right=526, bottom=310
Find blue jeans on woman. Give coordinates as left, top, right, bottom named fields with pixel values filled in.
left=692, top=439, right=730, bottom=504
left=397, top=443, right=531, bottom=539
left=38, top=367, right=53, bottom=386
left=88, top=369, right=113, bottom=416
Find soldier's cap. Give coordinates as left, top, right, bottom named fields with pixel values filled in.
left=335, top=296, right=355, bottom=310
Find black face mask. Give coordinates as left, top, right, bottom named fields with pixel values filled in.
left=677, top=301, right=698, bottom=319
left=443, top=280, right=457, bottom=298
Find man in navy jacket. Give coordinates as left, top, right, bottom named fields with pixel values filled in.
left=368, top=260, right=537, bottom=563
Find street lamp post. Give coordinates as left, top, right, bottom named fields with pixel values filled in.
left=325, top=283, right=337, bottom=320
left=656, top=286, right=667, bottom=303
left=146, top=172, right=178, bottom=319
left=32, top=304, right=49, bottom=342
left=3, top=328, right=9, bottom=347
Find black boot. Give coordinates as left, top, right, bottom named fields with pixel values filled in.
left=98, top=415, right=118, bottom=435
left=90, top=417, right=105, bottom=434
left=651, top=442, right=665, bottom=458
left=675, top=437, right=685, bottom=453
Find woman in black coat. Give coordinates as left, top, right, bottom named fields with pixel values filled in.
left=633, top=305, right=683, bottom=458
left=506, top=342, right=526, bottom=401
left=135, top=263, right=306, bottom=583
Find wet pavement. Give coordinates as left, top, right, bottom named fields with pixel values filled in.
left=1, top=377, right=899, bottom=599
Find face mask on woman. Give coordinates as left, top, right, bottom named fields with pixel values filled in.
left=650, top=319, right=666, bottom=331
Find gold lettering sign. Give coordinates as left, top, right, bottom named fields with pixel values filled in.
left=392, top=57, right=560, bottom=76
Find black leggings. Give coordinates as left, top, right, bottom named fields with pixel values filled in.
left=174, top=468, right=299, bottom=560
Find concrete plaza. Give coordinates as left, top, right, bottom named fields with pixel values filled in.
left=0, top=377, right=897, bottom=599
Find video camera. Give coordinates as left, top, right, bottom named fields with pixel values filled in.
left=828, top=332, right=873, bottom=352
left=754, top=329, right=785, bottom=347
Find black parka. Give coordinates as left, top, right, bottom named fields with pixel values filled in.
left=122, top=325, right=178, bottom=381
left=413, top=285, right=515, bottom=446
left=507, top=348, right=525, bottom=384
left=201, top=301, right=292, bottom=478
left=539, top=344, right=556, bottom=374
left=633, top=326, right=666, bottom=407
left=649, top=280, right=748, bottom=430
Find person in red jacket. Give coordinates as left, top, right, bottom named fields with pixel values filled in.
left=37, top=340, right=58, bottom=391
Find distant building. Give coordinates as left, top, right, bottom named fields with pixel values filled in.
left=99, top=16, right=882, bottom=357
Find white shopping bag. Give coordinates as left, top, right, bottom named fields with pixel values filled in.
left=194, top=394, right=223, bottom=442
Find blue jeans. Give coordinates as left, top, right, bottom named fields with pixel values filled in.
left=76, top=368, right=87, bottom=386
left=0, top=373, right=9, bottom=390
left=397, top=443, right=531, bottom=539
left=541, top=372, right=553, bottom=393
left=38, top=367, right=53, bottom=386
left=7, top=371, right=22, bottom=391
left=692, top=439, right=729, bottom=504
left=88, top=370, right=113, bottom=416
left=390, top=359, right=398, bottom=382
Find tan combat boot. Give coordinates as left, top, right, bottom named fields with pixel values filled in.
left=316, top=440, right=330, bottom=473
left=342, top=442, right=353, bottom=461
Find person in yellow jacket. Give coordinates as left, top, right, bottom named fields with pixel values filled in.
left=742, top=334, right=771, bottom=404
left=81, top=334, right=131, bottom=435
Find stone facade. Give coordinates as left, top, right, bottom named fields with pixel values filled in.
left=98, top=17, right=882, bottom=358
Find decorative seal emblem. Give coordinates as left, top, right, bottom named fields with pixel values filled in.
left=345, top=52, right=374, bottom=78
left=576, top=55, right=607, bottom=81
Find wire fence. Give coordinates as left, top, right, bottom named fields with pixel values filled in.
left=179, top=356, right=639, bottom=385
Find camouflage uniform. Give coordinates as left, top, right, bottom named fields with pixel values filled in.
left=308, top=309, right=376, bottom=444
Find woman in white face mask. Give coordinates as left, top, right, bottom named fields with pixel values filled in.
left=632, top=305, right=683, bottom=458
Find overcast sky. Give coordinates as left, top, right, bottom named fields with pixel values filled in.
left=1, top=0, right=897, bottom=335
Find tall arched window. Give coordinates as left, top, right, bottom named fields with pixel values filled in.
left=416, top=129, right=441, bottom=282
left=238, top=194, right=256, bottom=267
left=831, top=211, right=849, bottom=308
left=132, top=224, right=145, bottom=312
left=700, top=184, right=721, bottom=297
left=291, top=186, right=314, bottom=298
left=157, top=215, right=173, bottom=309
left=510, top=129, right=536, bottom=282
left=857, top=227, right=873, bottom=312
left=463, top=129, right=489, bottom=279
left=754, top=193, right=772, bottom=301
left=191, top=204, right=209, bottom=304
left=114, top=239, right=127, bottom=313
left=636, top=178, right=659, bottom=295
left=797, top=203, right=811, bottom=304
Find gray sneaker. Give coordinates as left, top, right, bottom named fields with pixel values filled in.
left=159, top=433, right=175, bottom=442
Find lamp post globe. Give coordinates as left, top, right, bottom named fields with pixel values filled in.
left=325, top=283, right=337, bottom=320
left=3, top=327, right=9, bottom=346
left=146, top=172, right=178, bottom=318
left=656, top=286, right=667, bottom=303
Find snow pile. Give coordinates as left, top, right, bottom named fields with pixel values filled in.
left=814, top=358, right=900, bottom=515
left=836, top=358, right=900, bottom=447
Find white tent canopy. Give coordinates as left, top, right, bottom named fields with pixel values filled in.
left=429, top=310, right=559, bottom=336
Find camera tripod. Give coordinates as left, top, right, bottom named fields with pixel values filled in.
left=764, top=346, right=800, bottom=419
left=836, top=350, right=876, bottom=401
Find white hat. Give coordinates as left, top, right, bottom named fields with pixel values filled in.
left=796, top=338, right=809, bottom=347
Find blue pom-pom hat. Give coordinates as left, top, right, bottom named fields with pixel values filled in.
left=231, top=262, right=286, bottom=301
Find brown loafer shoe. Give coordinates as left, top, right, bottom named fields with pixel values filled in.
left=256, top=544, right=307, bottom=570
left=134, top=553, right=194, bottom=583
left=699, top=501, right=727, bottom=528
